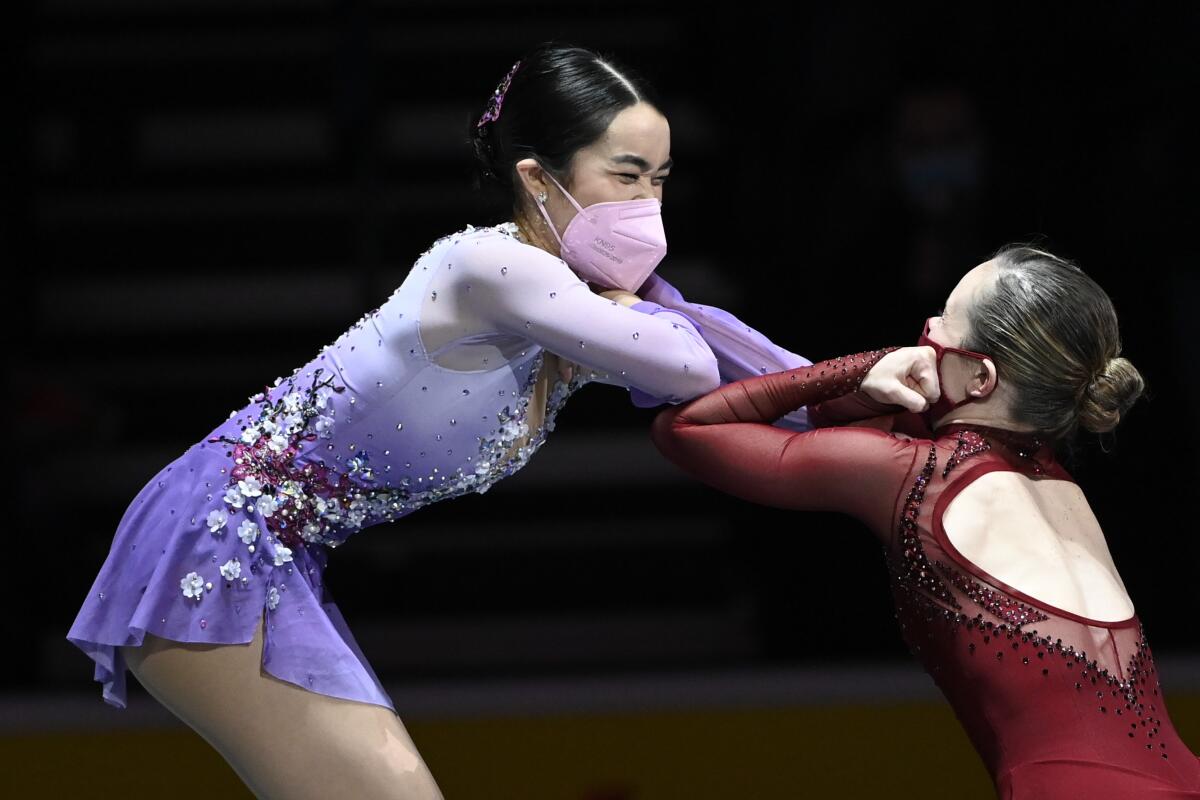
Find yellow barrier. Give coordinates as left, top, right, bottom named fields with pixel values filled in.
left=4, top=695, right=1197, bottom=799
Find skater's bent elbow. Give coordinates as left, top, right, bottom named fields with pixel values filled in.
left=627, top=352, right=718, bottom=405
left=671, top=354, right=720, bottom=401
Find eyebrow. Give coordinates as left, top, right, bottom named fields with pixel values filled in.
left=610, top=154, right=673, bottom=172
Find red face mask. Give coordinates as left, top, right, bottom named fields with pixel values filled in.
left=917, top=317, right=994, bottom=429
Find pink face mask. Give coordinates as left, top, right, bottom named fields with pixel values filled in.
left=917, top=316, right=994, bottom=429
left=531, top=170, right=667, bottom=292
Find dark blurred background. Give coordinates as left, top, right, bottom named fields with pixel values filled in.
left=5, top=2, right=1198, bottom=797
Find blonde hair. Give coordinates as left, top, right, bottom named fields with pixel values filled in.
left=960, top=244, right=1145, bottom=439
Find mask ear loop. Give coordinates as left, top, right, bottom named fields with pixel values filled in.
left=923, top=318, right=991, bottom=366
left=920, top=318, right=992, bottom=412
left=530, top=168, right=589, bottom=253
left=941, top=351, right=995, bottom=410
left=941, top=346, right=995, bottom=407
left=542, top=170, right=589, bottom=217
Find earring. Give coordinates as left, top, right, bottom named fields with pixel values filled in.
left=537, top=191, right=547, bottom=203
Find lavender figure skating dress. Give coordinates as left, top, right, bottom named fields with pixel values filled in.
left=67, top=221, right=814, bottom=711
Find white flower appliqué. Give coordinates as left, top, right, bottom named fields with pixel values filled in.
left=273, top=544, right=293, bottom=566
left=266, top=585, right=281, bottom=611
left=282, top=411, right=305, bottom=434
left=206, top=509, right=229, bottom=534
left=255, top=494, right=279, bottom=518
left=223, top=486, right=244, bottom=509
left=181, top=571, right=206, bottom=599
left=237, top=519, right=260, bottom=545
left=219, top=558, right=242, bottom=580
left=313, top=415, right=335, bottom=438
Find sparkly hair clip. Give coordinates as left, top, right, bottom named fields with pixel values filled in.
left=476, top=59, right=522, bottom=130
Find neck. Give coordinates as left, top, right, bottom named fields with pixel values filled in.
left=926, top=393, right=1041, bottom=434
left=932, top=412, right=1039, bottom=436
left=513, top=211, right=562, bottom=259
left=937, top=417, right=1038, bottom=434
left=931, top=382, right=1040, bottom=435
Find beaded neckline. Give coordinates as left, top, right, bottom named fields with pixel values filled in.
left=938, top=421, right=1044, bottom=445
left=938, top=422, right=1059, bottom=477
left=494, top=220, right=525, bottom=243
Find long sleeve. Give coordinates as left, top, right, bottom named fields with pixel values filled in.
left=629, top=271, right=816, bottom=430
left=808, top=391, right=935, bottom=437
left=649, top=348, right=920, bottom=540
left=446, top=233, right=722, bottom=402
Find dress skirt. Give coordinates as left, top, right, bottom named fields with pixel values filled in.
left=65, top=437, right=395, bottom=713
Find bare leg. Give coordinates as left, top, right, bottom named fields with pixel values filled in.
left=121, top=611, right=443, bottom=800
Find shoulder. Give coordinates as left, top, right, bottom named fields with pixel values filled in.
left=431, top=222, right=506, bottom=258
left=436, top=221, right=526, bottom=249
left=446, top=222, right=521, bottom=257
left=809, top=416, right=931, bottom=447
left=413, top=222, right=515, bottom=262
left=443, top=222, right=576, bottom=285
left=797, top=423, right=929, bottom=466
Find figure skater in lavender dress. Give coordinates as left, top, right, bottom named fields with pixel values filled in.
left=66, top=42, right=819, bottom=799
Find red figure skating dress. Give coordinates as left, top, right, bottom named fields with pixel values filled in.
left=650, top=348, right=1200, bottom=798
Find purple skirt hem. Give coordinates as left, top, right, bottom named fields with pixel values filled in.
left=66, top=443, right=396, bottom=714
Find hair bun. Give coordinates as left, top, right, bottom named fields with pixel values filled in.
left=1079, top=356, right=1145, bottom=433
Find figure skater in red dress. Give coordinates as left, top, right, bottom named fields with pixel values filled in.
left=650, top=244, right=1200, bottom=798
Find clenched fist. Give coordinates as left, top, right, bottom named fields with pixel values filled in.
left=860, top=346, right=941, bottom=413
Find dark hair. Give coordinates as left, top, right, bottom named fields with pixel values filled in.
left=466, top=42, right=663, bottom=221
left=959, top=244, right=1145, bottom=440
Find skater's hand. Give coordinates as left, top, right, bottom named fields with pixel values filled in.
left=860, top=346, right=940, bottom=413
left=597, top=288, right=642, bottom=307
